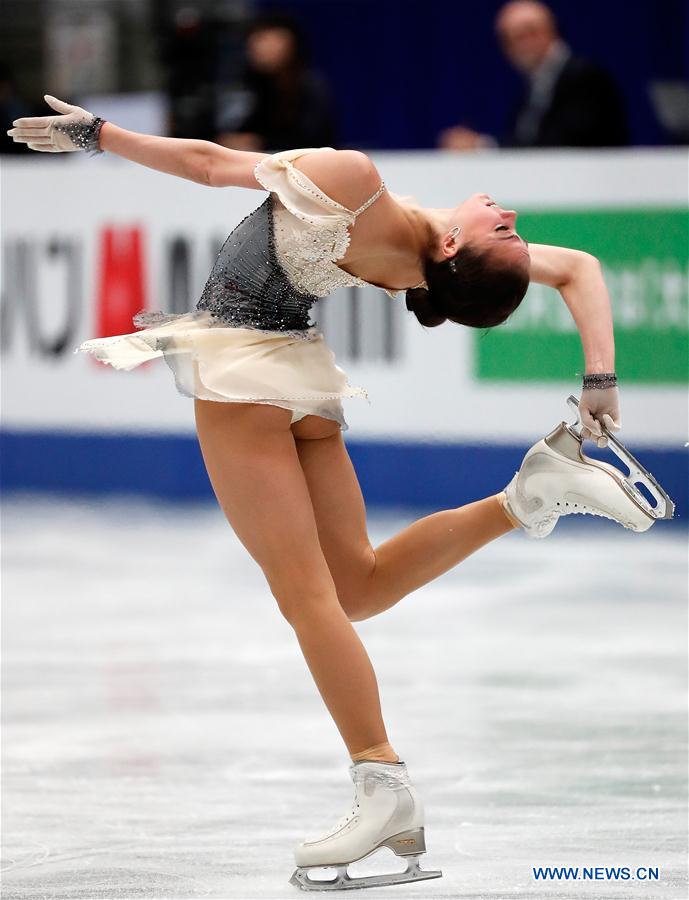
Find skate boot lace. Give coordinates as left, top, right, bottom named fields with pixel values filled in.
left=335, top=799, right=360, bottom=832
left=304, top=798, right=360, bottom=843
left=536, top=499, right=636, bottom=532
left=304, top=767, right=411, bottom=843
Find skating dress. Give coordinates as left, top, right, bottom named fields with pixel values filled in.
left=75, top=147, right=393, bottom=429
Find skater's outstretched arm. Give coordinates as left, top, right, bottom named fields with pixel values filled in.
left=98, top=127, right=379, bottom=204
left=6, top=94, right=269, bottom=188
left=99, top=123, right=269, bottom=187
left=528, top=243, right=615, bottom=374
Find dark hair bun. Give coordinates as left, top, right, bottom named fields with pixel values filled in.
left=405, top=287, right=446, bottom=327
left=407, top=246, right=529, bottom=330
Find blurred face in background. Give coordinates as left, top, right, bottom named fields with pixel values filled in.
left=495, top=0, right=558, bottom=74
left=246, top=27, right=297, bottom=73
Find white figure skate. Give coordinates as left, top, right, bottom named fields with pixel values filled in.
left=503, top=395, right=675, bottom=538
left=289, top=760, right=442, bottom=891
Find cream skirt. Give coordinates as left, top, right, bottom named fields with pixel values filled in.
left=75, top=310, right=367, bottom=429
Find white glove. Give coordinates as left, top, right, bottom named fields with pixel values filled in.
left=579, top=385, right=621, bottom=447
left=6, top=94, right=103, bottom=153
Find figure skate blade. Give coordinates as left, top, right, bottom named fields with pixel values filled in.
left=563, top=395, right=675, bottom=522
left=290, top=853, right=442, bottom=891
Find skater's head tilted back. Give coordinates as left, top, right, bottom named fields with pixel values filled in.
left=406, top=193, right=530, bottom=329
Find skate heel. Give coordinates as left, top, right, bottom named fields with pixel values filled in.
left=381, top=827, right=426, bottom=857
left=544, top=421, right=583, bottom=461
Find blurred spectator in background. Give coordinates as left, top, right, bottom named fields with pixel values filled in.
left=0, top=62, right=34, bottom=154
left=163, top=7, right=217, bottom=140
left=440, top=0, right=628, bottom=151
left=216, top=13, right=337, bottom=152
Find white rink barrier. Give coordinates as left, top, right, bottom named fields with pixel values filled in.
left=2, top=149, right=687, bottom=512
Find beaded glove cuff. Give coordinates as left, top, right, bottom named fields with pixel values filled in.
left=582, top=372, right=617, bottom=389
left=54, top=116, right=106, bottom=155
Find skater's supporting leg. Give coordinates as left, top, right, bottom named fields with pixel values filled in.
left=194, top=399, right=396, bottom=759
left=293, top=425, right=515, bottom=621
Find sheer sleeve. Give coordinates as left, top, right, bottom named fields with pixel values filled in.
left=253, top=148, right=357, bottom=228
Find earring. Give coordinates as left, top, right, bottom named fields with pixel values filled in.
left=449, top=225, right=461, bottom=239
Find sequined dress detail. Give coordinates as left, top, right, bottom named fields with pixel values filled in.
left=75, top=147, right=388, bottom=428
left=136, top=197, right=320, bottom=336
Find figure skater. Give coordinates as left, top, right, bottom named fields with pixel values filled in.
left=8, top=96, right=672, bottom=892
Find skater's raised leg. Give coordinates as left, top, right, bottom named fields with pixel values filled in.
left=293, top=422, right=516, bottom=621
left=293, top=416, right=660, bottom=622
left=194, top=399, right=396, bottom=760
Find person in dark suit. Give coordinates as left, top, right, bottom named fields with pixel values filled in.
left=439, top=0, right=628, bottom=150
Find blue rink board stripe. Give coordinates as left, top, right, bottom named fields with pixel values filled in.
left=1, top=429, right=686, bottom=522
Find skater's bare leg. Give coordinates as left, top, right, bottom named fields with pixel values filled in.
left=368, top=495, right=514, bottom=606
left=194, top=399, right=396, bottom=760
left=293, top=425, right=515, bottom=621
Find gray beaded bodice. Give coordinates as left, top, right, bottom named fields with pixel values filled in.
left=194, top=196, right=319, bottom=332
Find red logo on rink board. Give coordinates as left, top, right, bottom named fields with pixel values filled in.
left=96, top=227, right=147, bottom=338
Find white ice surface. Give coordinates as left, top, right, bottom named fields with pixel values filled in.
left=1, top=496, right=687, bottom=900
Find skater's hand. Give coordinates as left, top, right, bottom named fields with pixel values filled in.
left=579, top=385, right=621, bottom=447
left=7, top=95, right=100, bottom=153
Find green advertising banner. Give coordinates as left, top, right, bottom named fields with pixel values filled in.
left=475, top=209, right=688, bottom=383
